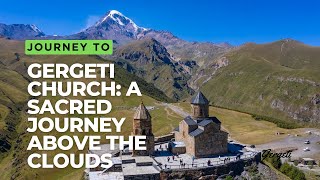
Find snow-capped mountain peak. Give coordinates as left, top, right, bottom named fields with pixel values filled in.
left=28, top=24, right=42, bottom=33
left=95, top=10, right=147, bottom=32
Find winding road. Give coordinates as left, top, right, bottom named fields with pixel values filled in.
left=160, top=103, right=190, bottom=117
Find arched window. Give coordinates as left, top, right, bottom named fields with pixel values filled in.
left=142, top=129, right=146, bottom=135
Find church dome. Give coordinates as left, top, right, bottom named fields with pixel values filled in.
left=191, top=91, right=209, bottom=105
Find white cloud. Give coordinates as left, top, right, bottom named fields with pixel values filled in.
left=85, top=15, right=100, bottom=28
left=79, top=15, right=100, bottom=32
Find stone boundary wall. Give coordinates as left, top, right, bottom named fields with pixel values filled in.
left=155, top=133, right=174, bottom=143
left=124, top=173, right=160, bottom=180
left=160, top=152, right=261, bottom=180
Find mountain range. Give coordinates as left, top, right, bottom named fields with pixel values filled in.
left=0, top=10, right=319, bottom=124
left=0, top=23, right=45, bottom=39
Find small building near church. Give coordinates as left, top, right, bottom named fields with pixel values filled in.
left=301, top=158, right=316, bottom=165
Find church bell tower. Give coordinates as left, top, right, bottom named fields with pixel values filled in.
left=132, top=102, right=154, bottom=156
left=191, top=91, right=209, bottom=119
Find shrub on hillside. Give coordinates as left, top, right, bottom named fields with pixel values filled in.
left=287, top=166, right=306, bottom=180
left=265, top=157, right=306, bottom=180
left=275, top=162, right=306, bottom=180
left=280, top=162, right=291, bottom=174
left=265, top=155, right=282, bottom=169
left=252, top=114, right=300, bottom=129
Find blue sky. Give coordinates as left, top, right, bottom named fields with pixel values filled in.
left=1, top=0, right=319, bottom=45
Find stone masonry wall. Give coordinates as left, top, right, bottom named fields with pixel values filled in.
left=155, top=133, right=174, bottom=143
left=192, top=104, right=209, bottom=118
left=160, top=152, right=261, bottom=180
left=194, top=131, right=228, bottom=157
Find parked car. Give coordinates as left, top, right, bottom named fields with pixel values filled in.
left=303, top=147, right=310, bottom=151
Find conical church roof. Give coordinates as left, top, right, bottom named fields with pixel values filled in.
left=191, top=91, right=209, bottom=105
left=133, top=102, right=151, bottom=120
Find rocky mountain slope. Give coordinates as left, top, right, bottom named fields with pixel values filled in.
left=139, top=30, right=232, bottom=66
left=111, top=38, right=193, bottom=100
left=201, top=39, right=320, bottom=124
left=0, top=38, right=29, bottom=157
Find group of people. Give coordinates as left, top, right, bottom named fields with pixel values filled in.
left=159, top=143, right=242, bottom=169
left=155, top=144, right=169, bottom=155
left=223, top=157, right=231, bottom=164
left=159, top=144, right=168, bottom=151
left=163, top=155, right=242, bottom=169
left=164, top=157, right=186, bottom=169
left=222, top=154, right=241, bottom=164
left=167, top=155, right=178, bottom=162
left=180, top=159, right=186, bottom=168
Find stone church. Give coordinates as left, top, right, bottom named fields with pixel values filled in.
left=173, top=92, right=228, bottom=157
left=132, top=102, right=155, bottom=156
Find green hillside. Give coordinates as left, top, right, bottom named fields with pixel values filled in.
left=201, top=39, right=320, bottom=125
left=0, top=39, right=30, bottom=160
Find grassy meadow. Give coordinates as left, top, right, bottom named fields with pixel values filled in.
left=175, top=102, right=301, bottom=145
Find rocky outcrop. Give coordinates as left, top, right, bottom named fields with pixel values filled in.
left=257, top=163, right=280, bottom=180
left=276, top=76, right=320, bottom=87
left=271, top=99, right=285, bottom=111
left=188, top=56, right=230, bottom=90
left=311, top=94, right=320, bottom=105
left=270, top=98, right=320, bottom=123
left=269, top=76, right=320, bottom=123
left=235, top=163, right=279, bottom=180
